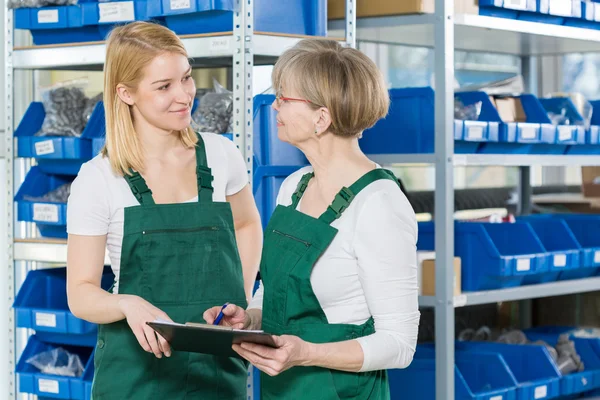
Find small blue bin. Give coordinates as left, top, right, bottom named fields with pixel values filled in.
left=147, top=0, right=326, bottom=36
left=478, top=0, right=535, bottom=19
left=456, top=342, right=561, bottom=400
left=389, top=346, right=519, bottom=400
left=517, top=217, right=583, bottom=283
left=538, top=97, right=586, bottom=152
left=567, top=99, right=600, bottom=155
left=14, top=167, right=73, bottom=240
left=525, top=328, right=600, bottom=396
left=559, top=215, right=600, bottom=274
left=16, top=335, right=94, bottom=400
left=359, top=88, right=500, bottom=155
left=253, top=95, right=308, bottom=167
left=418, top=221, right=549, bottom=291
left=15, top=101, right=105, bottom=176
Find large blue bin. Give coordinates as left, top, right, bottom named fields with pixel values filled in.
left=525, top=328, right=600, bottom=396
left=359, top=88, right=500, bottom=155
left=389, top=346, right=519, bottom=400
left=15, top=101, right=105, bottom=176
left=16, top=335, right=94, bottom=400
left=517, top=217, right=583, bottom=283
left=559, top=215, right=600, bottom=274
left=146, top=0, right=326, bottom=36
left=456, top=342, right=561, bottom=400
left=14, top=167, right=73, bottom=240
left=418, top=221, right=549, bottom=291
left=253, top=164, right=305, bottom=227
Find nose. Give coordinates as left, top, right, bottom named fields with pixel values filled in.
left=271, top=98, right=279, bottom=111
left=176, top=83, right=193, bottom=104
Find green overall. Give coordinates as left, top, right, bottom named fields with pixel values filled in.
left=92, top=135, right=248, bottom=400
left=260, top=168, right=398, bottom=400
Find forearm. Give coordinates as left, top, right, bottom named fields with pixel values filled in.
left=302, top=340, right=364, bottom=373
left=68, top=281, right=128, bottom=324
left=235, top=221, right=262, bottom=302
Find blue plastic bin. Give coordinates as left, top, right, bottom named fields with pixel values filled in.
left=253, top=164, right=305, bottom=227
left=147, top=0, right=326, bottom=36
left=456, top=342, right=561, bottom=400
left=525, top=328, right=600, bottom=396
left=16, top=335, right=94, bottom=400
left=15, top=101, right=105, bottom=176
left=389, top=346, right=519, bottom=400
left=418, top=221, right=549, bottom=291
left=253, top=95, right=308, bottom=166
left=559, top=215, right=600, bottom=273
left=359, top=88, right=500, bottom=155
left=14, top=167, right=72, bottom=239
left=537, top=97, right=586, bottom=152
left=517, top=217, right=583, bottom=283
left=568, top=99, right=600, bottom=155
left=478, top=0, right=535, bottom=19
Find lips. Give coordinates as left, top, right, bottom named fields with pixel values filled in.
left=171, top=107, right=190, bottom=114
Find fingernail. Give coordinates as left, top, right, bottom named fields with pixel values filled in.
left=166, top=352, right=171, bottom=357
left=157, top=354, right=162, bottom=359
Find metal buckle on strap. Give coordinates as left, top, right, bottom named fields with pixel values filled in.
left=328, top=187, right=355, bottom=217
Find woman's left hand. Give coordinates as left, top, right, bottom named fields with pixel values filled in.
left=233, top=335, right=312, bottom=376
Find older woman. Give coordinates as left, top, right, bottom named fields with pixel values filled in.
left=205, top=39, right=420, bottom=399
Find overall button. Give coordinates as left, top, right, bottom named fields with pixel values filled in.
left=98, top=339, right=105, bottom=349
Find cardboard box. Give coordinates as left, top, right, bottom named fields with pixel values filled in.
left=328, top=0, right=478, bottom=20
left=493, top=96, right=527, bottom=123
left=421, top=257, right=462, bottom=296
left=582, top=167, right=600, bottom=198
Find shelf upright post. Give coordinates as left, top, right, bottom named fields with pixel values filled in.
left=345, top=0, right=356, bottom=48
left=434, top=0, right=456, bottom=399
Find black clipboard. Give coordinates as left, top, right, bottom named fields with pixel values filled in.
left=147, top=321, right=278, bottom=358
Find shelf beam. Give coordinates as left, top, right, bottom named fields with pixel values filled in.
left=14, top=239, right=110, bottom=265
left=368, top=153, right=600, bottom=167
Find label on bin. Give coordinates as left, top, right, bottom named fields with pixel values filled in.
left=37, top=10, right=59, bottom=24
left=35, top=312, right=57, bottom=328
left=549, top=0, right=572, bottom=16
left=33, top=204, right=59, bottom=223
left=595, top=4, right=600, bottom=21
left=170, top=0, right=191, bottom=10
left=595, top=250, right=600, bottom=264
left=517, top=258, right=531, bottom=272
left=466, top=126, right=484, bottom=140
left=520, top=126, right=537, bottom=140
left=504, top=0, right=527, bottom=10
left=99, top=2, right=135, bottom=23
left=554, top=254, right=567, bottom=267
left=39, top=379, right=59, bottom=394
left=35, top=140, right=55, bottom=156
left=490, top=396, right=503, bottom=400
left=534, top=385, right=547, bottom=399
left=558, top=126, right=573, bottom=141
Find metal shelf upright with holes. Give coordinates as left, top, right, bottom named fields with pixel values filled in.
left=3, top=0, right=356, bottom=399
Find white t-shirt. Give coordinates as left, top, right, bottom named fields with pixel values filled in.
left=67, top=132, right=249, bottom=294
left=248, top=166, right=421, bottom=372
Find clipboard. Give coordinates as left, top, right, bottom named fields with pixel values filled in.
left=147, top=321, right=278, bottom=358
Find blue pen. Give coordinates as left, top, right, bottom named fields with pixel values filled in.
left=213, top=303, right=229, bottom=326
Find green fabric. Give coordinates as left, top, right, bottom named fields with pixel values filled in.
left=260, top=168, right=400, bottom=400
left=92, top=135, right=248, bottom=400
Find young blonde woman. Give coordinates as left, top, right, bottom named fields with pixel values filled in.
left=66, top=22, right=262, bottom=399
left=205, top=39, right=420, bottom=399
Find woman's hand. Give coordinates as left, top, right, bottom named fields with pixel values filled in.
left=118, top=295, right=172, bottom=358
left=232, top=335, right=312, bottom=376
left=203, top=303, right=251, bottom=330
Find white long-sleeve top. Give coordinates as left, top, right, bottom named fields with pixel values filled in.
left=248, top=166, right=420, bottom=372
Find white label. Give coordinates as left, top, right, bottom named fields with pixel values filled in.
left=453, top=294, right=468, bottom=307
left=34, top=140, right=55, bottom=156
left=37, top=9, right=59, bottom=24
left=99, top=2, right=135, bottom=23
left=534, top=385, right=548, bottom=399
left=170, top=0, right=191, bottom=10
left=33, top=204, right=59, bottom=223
left=595, top=250, right=600, bottom=264
left=554, top=254, right=567, bottom=268
left=35, top=312, right=57, bottom=328
left=521, top=126, right=537, bottom=140
left=467, top=126, right=484, bottom=140
left=549, top=0, right=572, bottom=16
left=517, top=258, right=531, bottom=272
left=505, top=0, right=528, bottom=10
left=595, top=3, right=600, bottom=21
left=490, top=396, right=503, bottom=400
left=582, top=377, right=589, bottom=386
left=558, top=126, right=573, bottom=141
left=209, top=37, right=232, bottom=53
left=39, top=379, right=59, bottom=394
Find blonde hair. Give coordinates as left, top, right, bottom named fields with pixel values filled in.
left=272, top=39, right=389, bottom=138
left=101, top=21, right=197, bottom=176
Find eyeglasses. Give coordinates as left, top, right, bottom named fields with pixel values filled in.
left=275, top=93, right=321, bottom=107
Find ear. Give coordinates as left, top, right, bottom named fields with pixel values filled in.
left=314, top=107, right=332, bottom=136
left=116, top=84, right=135, bottom=106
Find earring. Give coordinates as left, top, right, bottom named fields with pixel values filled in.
left=314, top=128, right=318, bottom=135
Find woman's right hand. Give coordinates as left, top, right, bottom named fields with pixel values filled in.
left=118, top=295, right=172, bottom=358
left=203, top=304, right=250, bottom=330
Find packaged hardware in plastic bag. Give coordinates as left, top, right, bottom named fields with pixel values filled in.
left=26, top=347, right=84, bottom=377
left=7, top=0, right=77, bottom=9
left=455, top=98, right=482, bottom=121
left=36, top=80, right=89, bottom=138
left=83, top=92, right=103, bottom=124
left=192, top=79, right=233, bottom=134
left=23, top=183, right=71, bottom=203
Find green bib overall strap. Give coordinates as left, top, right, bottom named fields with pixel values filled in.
left=124, top=172, right=154, bottom=205
left=290, top=172, right=314, bottom=209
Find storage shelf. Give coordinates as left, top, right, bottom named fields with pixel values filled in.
left=329, top=13, right=600, bottom=56
left=419, top=276, right=600, bottom=308
left=14, top=239, right=110, bottom=265
left=368, top=153, right=600, bottom=166
left=13, top=32, right=328, bottom=70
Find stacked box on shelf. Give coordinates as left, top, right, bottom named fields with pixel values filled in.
left=15, top=101, right=105, bottom=176
left=359, top=87, right=500, bottom=156
left=388, top=345, right=519, bottom=400
left=417, top=221, right=549, bottom=291
left=14, top=0, right=157, bottom=46
left=146, top=0, right=327, bottom=36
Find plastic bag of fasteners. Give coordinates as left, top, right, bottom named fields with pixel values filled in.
left=36, top=80, right=89, bottom=138
left=192, top=79, right=233, bottom=135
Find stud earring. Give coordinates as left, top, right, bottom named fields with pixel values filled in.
left=314, top=128, right=318, bottom=135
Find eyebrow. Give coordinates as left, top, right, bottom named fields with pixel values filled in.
left=151, top=67, right=192, bottom=85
